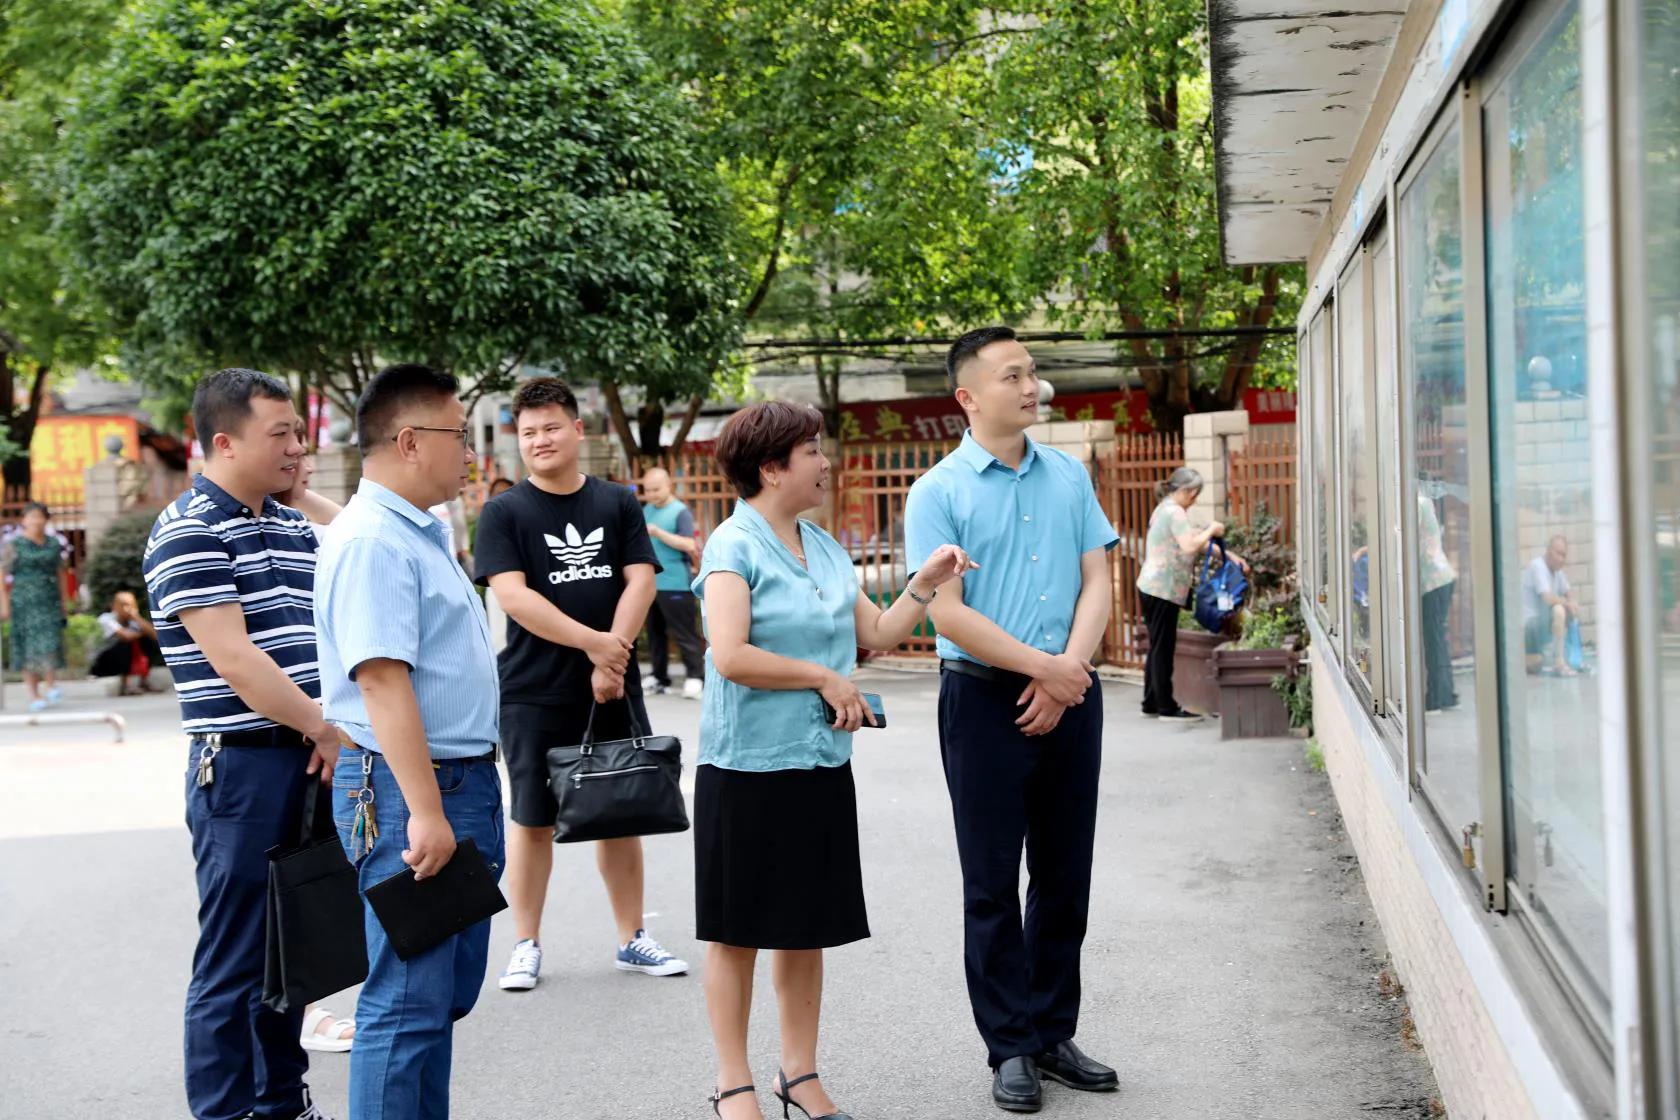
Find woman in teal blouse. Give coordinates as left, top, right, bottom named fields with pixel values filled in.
left=693, top=402, right=971, bottom=1120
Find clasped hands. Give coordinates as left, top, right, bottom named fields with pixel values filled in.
left=588, top=629, right=636, bottom=703
left=1017, top=651, right=1095, bottom=737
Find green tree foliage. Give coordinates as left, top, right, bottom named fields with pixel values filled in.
left=976, top=0, right=1302, bottom=430
left=83, top=507, right=158, bottom=618
left=629, top=0, right=1030, bottom=432
left=0, top=0, right=122, bottom=491
left=636, top=0, right=1302, bottom=434
left=59, top=0, right=743, bottom=436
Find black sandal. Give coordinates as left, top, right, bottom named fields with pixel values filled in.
left=711, top=1084, right=755, bottom=1116
left=773, top=1070, right=853, bottom=1120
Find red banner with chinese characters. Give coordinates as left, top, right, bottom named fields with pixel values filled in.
left=28, top=415, right=142, bottom=504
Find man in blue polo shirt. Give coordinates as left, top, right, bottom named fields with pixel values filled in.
left=144, top=368, right=345, bottom=1120
left=904, top=326, right=1121, bottom=1113
left=313, top=364, right=502, bottom=1119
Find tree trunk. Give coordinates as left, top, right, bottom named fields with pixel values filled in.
left=813, top=352, right=843, bottom=437
left=670, top=393, right=706, bottom=455
left=1, top=355, right=50, bottom=494
left=599, top=380, right=640, bottom=469
left=636, top=399, right=666, bottom=457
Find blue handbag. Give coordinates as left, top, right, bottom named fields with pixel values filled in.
left=1194, top=541, right=1248, bottom=635
left=1565, top=617, right=1584, bottom=672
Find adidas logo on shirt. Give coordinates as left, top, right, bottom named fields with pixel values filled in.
left=544, top=524, right=614, bottom=584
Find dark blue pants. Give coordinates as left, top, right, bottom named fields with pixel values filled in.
left=184, top=739, right=314, bottom=1120
left=937, top=669, right=1103, bottom=1068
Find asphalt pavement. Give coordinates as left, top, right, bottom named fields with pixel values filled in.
left=0, top=668, right=1440, bottom=1118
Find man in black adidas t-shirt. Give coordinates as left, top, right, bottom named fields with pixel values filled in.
left=473, top=377, right=690, bottom=991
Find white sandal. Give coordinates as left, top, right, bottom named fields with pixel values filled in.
left=299, top=1006, right=355, bottom=1053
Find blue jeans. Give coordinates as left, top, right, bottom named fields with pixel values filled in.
left=333, top=748, right=505, bottom=1120
left=183, top=738, right=314, bottom=1120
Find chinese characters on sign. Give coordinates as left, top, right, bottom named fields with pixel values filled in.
left=28, top=415, right=141, bottom=504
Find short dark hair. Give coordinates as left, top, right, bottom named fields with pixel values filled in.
left=715, top=402, right=823, bottom=498
left=19, top=501, right=49, bottom=521
left=512, top=377, right=579, bottom=423
left=356, top=363, right=460, bottom=450
left=192, top=367, right=292, bottom=445
left=945, top=325, right=1018, bottom=392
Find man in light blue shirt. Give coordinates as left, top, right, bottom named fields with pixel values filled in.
left=313, top=364, right=502, bottom=1120
left=904, top=326, right=1120, bottom=1111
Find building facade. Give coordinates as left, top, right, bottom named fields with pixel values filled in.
left=1209, top=0, right=1679, bottom=1116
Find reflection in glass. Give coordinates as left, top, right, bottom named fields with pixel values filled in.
left=1484, top=0, right=1607, bottom=1010
left=1639, top=0, right=1680, bottom=1065
left=1373, top=236, right=1405, bottom=714
left=1312, top=310, right=1335, bottom=625
left=1400, top=126, right=1479, bottom=837
left=1341, top=259, right=1372, bottom=680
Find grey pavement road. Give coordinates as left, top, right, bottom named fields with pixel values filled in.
left=0, top=669, right=1440, bottom=1119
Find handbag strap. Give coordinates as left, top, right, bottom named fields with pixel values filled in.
left=577, top=698, right=649, bottom=752
left=1201, top=538, right=1226, bottom=583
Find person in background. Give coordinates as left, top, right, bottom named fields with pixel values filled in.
left=641, top=466, right=706, bottom=699
left=1, top=502, right=71, bottom=711
left=903, top=326, right=1121, bottom=1113
left=473, top=376, right=689, bottom=993
left=429, top=496, right=472, bottom=575
left=1135, top=468, right=1239, bottom=723
left=143, top=368, right=344, bottom=1120
left=91, top=589, right=162, bottom=694
left=481, top=477, right=518, bottom=653
left=693, top=400, right=973, bottom=1120
left=1416, top=491, right=1459, bottom=710
left=313, top=363, right=502, bottom=1118
left=1524, top=533, right=1578, bottom=676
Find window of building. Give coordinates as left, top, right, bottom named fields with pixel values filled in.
left=1399, top=119, right=1481, bottom=846
left=1311, top=305, right=1338, bottom=633
left=1637, top=0, right=1680, bottom=1096
left=1482, top=0, right=1609, bottom=1021
left=1372, top=231, right=1406, bottom=725
left=1339, top=253, right=1374, bottom=686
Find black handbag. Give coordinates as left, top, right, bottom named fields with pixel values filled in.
left=261, top=780, right=369, bottom=1011
left=545, top=701, right=689, bottom=843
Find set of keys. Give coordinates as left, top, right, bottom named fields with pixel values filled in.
left=348, top=750, right=379, bottom=859
left=195, top=734, right=223, bottom=788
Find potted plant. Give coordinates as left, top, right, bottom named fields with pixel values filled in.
left=1212, top=507, right=1307, bottom=739
left=1171, top=608, right=1224, bottom=716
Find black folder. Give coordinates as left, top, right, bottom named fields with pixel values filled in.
left=363, top=838, right=508, bottom=961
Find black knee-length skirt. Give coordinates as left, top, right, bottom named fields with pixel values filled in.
left=694, top=761, right=870, bottom=950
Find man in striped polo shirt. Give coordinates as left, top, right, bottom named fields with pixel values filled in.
left=144, top=368, right=344, bottom=1120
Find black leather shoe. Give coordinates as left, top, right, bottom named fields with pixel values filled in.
left=1036, top=1040, right=1119, bottom=1091
left=992, top=1056, right=1043, bottom=1112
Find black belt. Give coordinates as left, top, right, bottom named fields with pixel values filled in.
left=192, top=727, right=308, bottom=749
left=940, top=658, right=1033, bottom=693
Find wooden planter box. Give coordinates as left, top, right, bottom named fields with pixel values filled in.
left=1171, top=628, right=1224, bottom=716
left=1212, top=643, right=1300, bottom=740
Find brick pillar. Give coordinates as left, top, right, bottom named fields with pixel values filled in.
left=1181, top=410, right=1249, bottom=526
left=83, top=456, right=128, bottom=558
left=312, top=445, right=362, bottom=505
left=1025, top=419, right=1117, bottom=467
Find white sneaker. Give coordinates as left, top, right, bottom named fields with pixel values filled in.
left=681, top=678, right=703, bottom=700
left=641, top=674, right=668, bottom=695
left=499, top=939, right=542, bottom=990
left=615, top=929, right=689, bottom=976
left=296, top=1088, right=335, bottom=1120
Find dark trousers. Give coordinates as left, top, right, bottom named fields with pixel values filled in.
left=937, top=667, right=1103, bottom=1067
left=183, top=739, right=313, bottom=1120
left=1140, top=590, right=1181, bottom=715
left=1421, top=582, right=1459, bottom=711
left=647, top=589, right=705, bottom=684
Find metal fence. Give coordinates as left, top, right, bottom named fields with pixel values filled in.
left=1229, top=425, right=1298, bottom=546
left=1096, top=433, right=1185, bottom=669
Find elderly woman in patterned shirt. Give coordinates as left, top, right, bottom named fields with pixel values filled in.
left=1134, top=468, right=1245, bottom=721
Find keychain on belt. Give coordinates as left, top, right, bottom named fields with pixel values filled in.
left=195, top=733, right=223, bottom=788
left=349, top=751, right=379, bottom=858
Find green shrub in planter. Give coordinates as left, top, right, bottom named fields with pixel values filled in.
left=84, top=509, right=162, bottom=617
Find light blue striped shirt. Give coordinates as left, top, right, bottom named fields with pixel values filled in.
left=314, top=479, right=499, bottom=759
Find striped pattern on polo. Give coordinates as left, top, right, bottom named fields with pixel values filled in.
left=142, top=474, right=320, bottom=736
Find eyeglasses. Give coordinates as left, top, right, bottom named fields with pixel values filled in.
left=395, top=425, right=474, bottom=452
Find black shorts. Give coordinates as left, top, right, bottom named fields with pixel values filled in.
left=501, top=693, right=651, bottom=828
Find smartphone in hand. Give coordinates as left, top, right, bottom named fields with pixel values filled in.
left=820, top=691, right=887, bottom=729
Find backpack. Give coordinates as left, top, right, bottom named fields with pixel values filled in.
left=1194, top=540, right=1249, bottom=635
